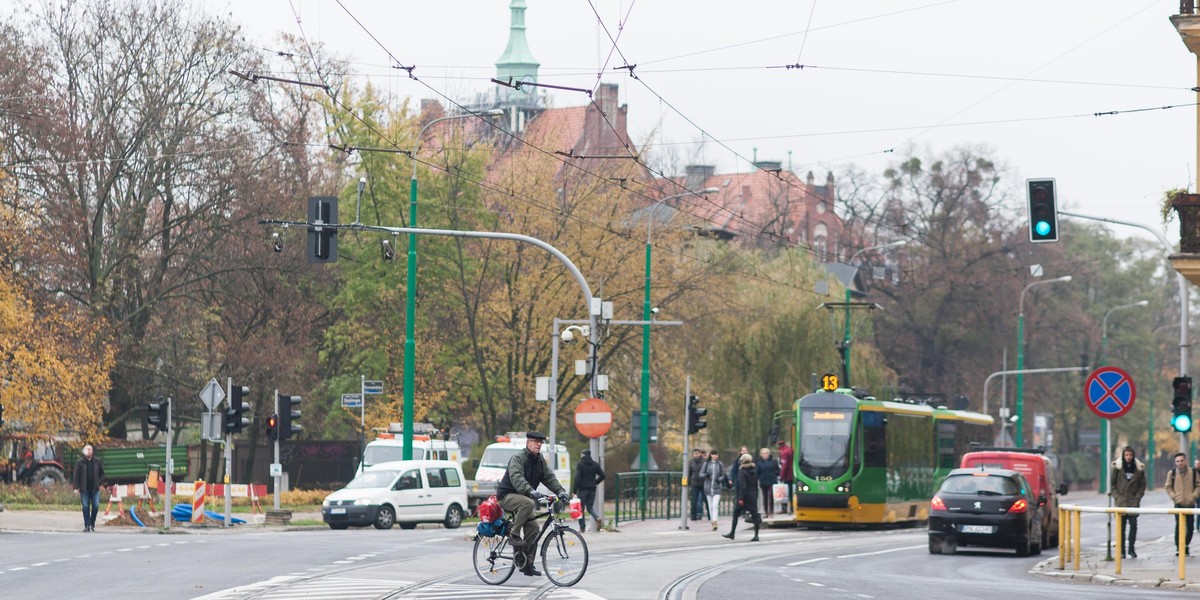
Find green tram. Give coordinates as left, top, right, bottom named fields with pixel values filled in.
left=792, top=388, right=993, bottom=525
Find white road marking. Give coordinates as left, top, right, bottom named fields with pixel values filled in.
left=787, top=557, right=829, bottom=566
left=836, top=544, right=924, bottom=559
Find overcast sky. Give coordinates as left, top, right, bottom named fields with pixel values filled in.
left=225, top=0, right=1196, bottom=247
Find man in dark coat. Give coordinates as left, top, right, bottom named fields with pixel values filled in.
left=1109, top=446, right=1146, bottom=557
left=722, top=453, right=761, bottom=541
left=72, top=444, right=105, bottom=532
left=571, top=449, right=606, bottom=532
left=497, top=431, right=568, bottom=576
left=687, top=448, right=706, bottom=520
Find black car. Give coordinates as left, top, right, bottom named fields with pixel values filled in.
left=928, top=467, right=1043, bottom=556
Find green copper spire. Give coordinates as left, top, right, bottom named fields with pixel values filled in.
left=495, top=0, right=539, bottom=86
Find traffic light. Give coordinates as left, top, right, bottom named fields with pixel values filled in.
left=225, top=385, right=250, bottom=435
left=307, top=196, right=338, bottom=263
left=278, top=394, right=302, bottom=440
left=147, top=398, right=169, bottom=433
left=1026, top=179, right=1059, bottom=243
left=0, top=402, right=5, bottom=428
left=687, top=394, right=707, bottom=435
left=265, top=414, right=279, bottom=441
left=1173, top=376, right=1193, bottom=433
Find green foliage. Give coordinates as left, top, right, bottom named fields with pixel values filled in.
left=1059, top=452, right=1098, bottom=485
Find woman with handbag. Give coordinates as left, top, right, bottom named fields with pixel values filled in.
left=700, top=450, right=728, bottom=531
left=722, top=453, right=761, bottom=541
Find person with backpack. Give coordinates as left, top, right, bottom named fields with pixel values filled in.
left=571, top=449, right=605, bottom=532
left=722, top=453, right=760, bottom=541
left=700, top=449, right=728, bottom=531
left=1166, top=452, right=1200, bottom=555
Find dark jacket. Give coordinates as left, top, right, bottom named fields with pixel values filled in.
left=572, top=456, right=605, bottom=494
left=755, top=456, right=780, bottom=486
left=497, top=448, right=565, bottom=499
left=72, top=456, right=105, bottom=493
left=736, top=464, right=759, bottom=509
left=1109, top=457, right=1146, bottom=508
left=687, top=455, right=706, bottom=489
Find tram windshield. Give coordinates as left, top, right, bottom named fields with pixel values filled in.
left=798, top=408, right=853, bottom=479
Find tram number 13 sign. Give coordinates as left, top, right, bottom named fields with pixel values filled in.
left=1084, top=366, right=1136, bottom=420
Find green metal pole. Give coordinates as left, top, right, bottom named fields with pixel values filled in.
left=403, top=175, right=417, bottom=460
left=842, top=287, right=852, bottom=385
left=641, top=241, right=651, bottom=474
left=1016, top=314, right=1025, bottom=447
left=1099, top=332, right=1108, bottom=494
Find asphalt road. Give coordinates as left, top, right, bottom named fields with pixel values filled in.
left=0, top=493, right=1195, bottom=599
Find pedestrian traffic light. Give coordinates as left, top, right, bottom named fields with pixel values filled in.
left=225, top=385, right=250, bottom=435
left=147, top=398, right=169, bottom=433
left=278, top=394, right=302, bottom=440
left=307, top=196, right=338, bottom=263
left=1173, top=376, right=1193, bottom=433
left=1026, top=179, right=1059, bottom=243
left=0, top=402, right=5, bottom=428
left=687, top=394, right=707, bottom=435
left=265, top=413, right=279, bottom=441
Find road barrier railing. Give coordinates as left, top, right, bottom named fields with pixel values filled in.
left=1060, top=503, right=1200, bottom=580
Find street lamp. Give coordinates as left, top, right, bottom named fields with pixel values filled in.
left=1097, top=299, right=1149, bottom=494
left=1015, top=274, right=1072, bottom=447
left=641, top=188, right=718, bottom=473
left=841, top=240, right=907, bottom=386
left=402, top=108, right=504, bottom=459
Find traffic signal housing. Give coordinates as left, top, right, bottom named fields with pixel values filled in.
left=1026, top=179, right=1059, bottom=243
left=278, top=394, right=302, bottom=440
left=687, top=394, right=707, bottom=435
left=225, top=385, right=251, bottom=435
left=147, top=398, right=169, bottom=433
left=1173, top=376, right=1193, bottom=433
left=307, top=196, right=338, bottom=263
left=265, top=414, right=279, bottom=441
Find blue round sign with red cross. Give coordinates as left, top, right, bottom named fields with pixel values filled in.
left=1084, top=366, right=1137, bottom=420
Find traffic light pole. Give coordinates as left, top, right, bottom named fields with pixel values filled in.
left=225, top=377, right=233, bottom=528
left=163, top=398, right=172, bottom=531
left=273, top=390, right=281, bottom=511
left=679, top=376, right=691, bottom=531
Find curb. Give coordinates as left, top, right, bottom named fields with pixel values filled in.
left=1031, top=554, right=1200, bottom=590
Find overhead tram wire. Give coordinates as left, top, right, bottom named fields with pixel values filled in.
left=794, top=0, right=819, bottom=65
left=264, top=3, right=824, bottom=294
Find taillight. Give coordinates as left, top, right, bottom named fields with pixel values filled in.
left=1008, top=499, right=1027, bottom=513
left=931, top=496, right=946, bottom=511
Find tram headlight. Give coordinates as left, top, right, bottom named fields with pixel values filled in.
left=800, top=484, right=810, bottom=492
left=836, top=482, right=851, bottom=493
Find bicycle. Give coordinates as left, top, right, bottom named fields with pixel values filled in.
left=472, top=495, right=589, bottom=587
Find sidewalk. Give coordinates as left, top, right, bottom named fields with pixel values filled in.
left=1032, top=535, right=1200, bottom=590
left=0, top=508, right=325, bottom=534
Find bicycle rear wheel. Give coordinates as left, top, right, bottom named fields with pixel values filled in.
left=541, top=526, right=588, bottom=587
left=473, top=534, right=516, bottom=585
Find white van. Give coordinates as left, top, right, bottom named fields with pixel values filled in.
left=358, top=433, right=462, bottom=475
left=469, top=434, right=570, bottom=505
left=322, top=459, right=468, bottom=530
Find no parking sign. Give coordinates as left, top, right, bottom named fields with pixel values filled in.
left=1084, top=366, right=1136, bottom=420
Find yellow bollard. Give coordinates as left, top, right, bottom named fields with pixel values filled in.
left=1072, top=509, right=1081, bottom=570
left=1179, top=512, right=1187, bottom=581
left=1058, top=507, right=1066, bottom=570
left=1114, top=511, right=1123, bottom=575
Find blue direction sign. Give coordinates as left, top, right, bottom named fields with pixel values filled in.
left=1084, top=366, right=1136, bottom=420
left=363, top=380, right=384, bottom=395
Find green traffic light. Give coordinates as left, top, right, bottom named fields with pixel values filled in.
left=1172, top=413, right=1192, bottom=433
left=1034, top=221, right=1051, bottom=236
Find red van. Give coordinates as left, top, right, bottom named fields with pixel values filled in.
left=960, top=447, right=1068, bottom=548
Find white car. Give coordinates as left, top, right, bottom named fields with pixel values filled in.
left=322, top=460, right=468, bottom=530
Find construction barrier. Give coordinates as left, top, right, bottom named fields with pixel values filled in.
left=191, top=479, right=205, bottom=524
left=1060, top=503, right=1200, bottom=580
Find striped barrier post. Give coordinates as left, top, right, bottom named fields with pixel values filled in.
left=192, top=480, right=206, bottom=524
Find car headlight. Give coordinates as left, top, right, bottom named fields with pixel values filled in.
left=322, top=498, right=332, bottom=507
left=354, top=498, right=373, bottom=506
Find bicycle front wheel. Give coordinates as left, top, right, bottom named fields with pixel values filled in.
left=473, top=534, right=516, bottom=585
left=541, top=526, right=588, bottom=587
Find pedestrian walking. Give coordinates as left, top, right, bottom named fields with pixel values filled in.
left=1166, top=452, right=1200, bottom=556
left=497, top=431, right=569, bottom=577
left=700, top=450, right=728, bottom=531
left=571, top=449, right=606, bottom=532
left=722, top=453, right=761, bottom=541
left=71, top=444, right=105, bottom=532
left=778, top=440, right=794, bottom=514
left=1109, top=446, right=1146, bottom=558
left=687, top=449, right=706, bottom=520
left=755, top=447, right=780, bottom=517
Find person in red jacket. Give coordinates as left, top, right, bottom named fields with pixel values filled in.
left=777, top=440, right=794, bottom=514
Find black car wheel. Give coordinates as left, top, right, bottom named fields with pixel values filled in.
left=928, top=537, right=942, bottom=554
left=1015, top=525, right=1034, bottom=556
left=373, top=505, right=396, bottom=530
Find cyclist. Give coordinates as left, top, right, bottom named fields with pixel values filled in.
left=497, top=430, right=569, bottom=577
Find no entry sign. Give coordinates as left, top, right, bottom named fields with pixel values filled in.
left=1084, top=366, right=1136, bottom=420
left=574, top=398, right=612, bottom=438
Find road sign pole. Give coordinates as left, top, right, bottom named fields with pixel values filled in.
left=225, top=376, right=233, bottom=528
left=164, top=397, right=172, bottom=530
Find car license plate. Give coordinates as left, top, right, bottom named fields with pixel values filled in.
left=331, top=508, right=346, bottom=515
left=960, top=524, right=993, bottom=534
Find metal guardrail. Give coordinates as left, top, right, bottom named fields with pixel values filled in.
left=613, top=471, right=736, bottom=525
left=1060, top=503, right=1200, bottom=580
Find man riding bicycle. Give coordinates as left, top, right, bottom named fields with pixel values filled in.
left=497, top=430, right=569, bottom=577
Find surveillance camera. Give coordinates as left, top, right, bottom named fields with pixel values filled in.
left=650, top=306, right=660, bottom=315
left=560, top=329, right=575, bottom=344
left=381, top=239, right=395, bottom=261
left=272, top=232, right=283, bottom=253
